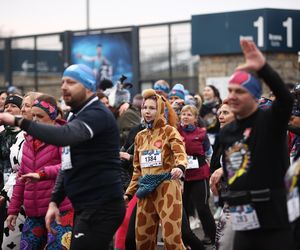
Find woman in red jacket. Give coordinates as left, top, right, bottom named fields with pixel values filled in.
left=6, top=94, right=73, bottom=250
left=178, top=104, right=216, bottom=245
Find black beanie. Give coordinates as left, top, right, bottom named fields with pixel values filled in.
left=4, top=95, right=23, bottom=109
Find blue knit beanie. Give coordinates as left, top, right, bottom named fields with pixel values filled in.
left=168, top=83, right=185, bottom=100
left=63, top=64, right=96, bottom=92
left=154, top=83, right=170, bottom=94
left=229, top=71, right=262, bottom=100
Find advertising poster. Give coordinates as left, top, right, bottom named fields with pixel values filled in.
left=71, top=32, right=133, bottom=87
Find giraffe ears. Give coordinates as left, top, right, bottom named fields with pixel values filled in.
left=164, top=99, right=178, bottom=127
left=142, top=89, right=157, bottom=99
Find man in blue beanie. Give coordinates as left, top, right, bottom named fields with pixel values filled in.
left=218, top=40, right=294, bottom=249
left=153, top=79, right=170, bottom=98
left=168, top=83, right=185, bottom=104
left=0, top=64, right=125, bottom=250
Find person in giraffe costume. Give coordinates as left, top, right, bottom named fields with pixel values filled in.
left=124, top=88, right=187, bottom=250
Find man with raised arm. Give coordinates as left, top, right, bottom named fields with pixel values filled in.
left=219, top=39, right=293, bottom=250
left=0, top=64, right=125, bottom=250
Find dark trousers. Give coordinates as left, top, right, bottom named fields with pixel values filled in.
left=292, top=218, right=300, bottom=250
left=125, top=203, right=204, bottom=250
left=234, top=228, right=293, bottom=250
left=183, top=179, right=216, bottom=242
left=70, top=199, right=125, bottom=250
left=181, top=207, right=205, bottom=250
left=0, top=204, right=5, bottom=249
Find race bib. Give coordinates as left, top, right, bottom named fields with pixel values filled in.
left=141, top=150, right=162, bottom=168
left=187, top=156, right=199, bottom=169
left=287, top=187, right=300, bottom=222
left=230, top=204, right=260, bottom=231
left=61, top=146, right=73, bottom=170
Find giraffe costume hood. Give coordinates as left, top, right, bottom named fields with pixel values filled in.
left=142, top=88, right=177, bottom=129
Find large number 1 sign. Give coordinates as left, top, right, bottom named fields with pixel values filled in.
left=253, top=16, right=264, bottom=47
left=253, top=16, right=293, bottom=48
left=283, top=17, right=293, bottom=48
left=192, top=9, right=300, bottom=55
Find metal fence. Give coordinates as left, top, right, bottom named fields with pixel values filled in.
left=0, top=20, right=199, bottom=97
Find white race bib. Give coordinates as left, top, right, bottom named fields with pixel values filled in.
left=61, top=146, right=73, bottom=170
left=230, top=204, right=260, bottom=231
left=141, top=150, right=162, bottom=168
left=287, top=187, right=300, bottom=222
left=186, top=155, right=199, bottom=169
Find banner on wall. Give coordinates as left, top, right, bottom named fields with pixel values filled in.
left=192, top=8, right=300, bottom=55
left=0, top=49, right=63, bottom=74
left=71, top=32, right=133, bottom=88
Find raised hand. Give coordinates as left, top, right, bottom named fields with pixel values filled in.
left=236, top=39, right=266, bottom=72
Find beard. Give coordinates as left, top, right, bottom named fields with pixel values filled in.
left=63, top=91, right=87, bottom=110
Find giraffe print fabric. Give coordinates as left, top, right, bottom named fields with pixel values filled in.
left=125, top=89, right=187, bottom=249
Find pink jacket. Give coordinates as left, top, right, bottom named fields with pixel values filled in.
left=8, top=134, right=72, bottom=217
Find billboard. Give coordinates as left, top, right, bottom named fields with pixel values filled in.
left=192, top=9, right=300, bottom=55
left=71, top=32, right=133, bottom=87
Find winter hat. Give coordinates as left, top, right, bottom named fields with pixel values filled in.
left=154, top=81, right=170, bottom=94
left=258, top=97, right=272, bottom=111
left=7, top=86, right=22, bottom=96
left=4, top=95, right=23, bottom=109
left=63, top=64, right=96, bottom=92
left=229, top=71, right=262, bottom=100
left=185, top=94, right=196, bottom=106
left=33, top=99, right=58, bottom=120
left=168, top=83, right=185, bottom=100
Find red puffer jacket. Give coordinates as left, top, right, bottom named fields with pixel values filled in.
left=8, top=134, right=72, bottom=217
left=178, top=126, right=210, bottom=181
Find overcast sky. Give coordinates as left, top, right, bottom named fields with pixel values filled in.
left=1, top=0, right=300, bottom=37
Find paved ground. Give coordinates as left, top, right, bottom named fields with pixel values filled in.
left=157, top=196, right=217, bottom=249
left=157, top=221, right=215, bottom=250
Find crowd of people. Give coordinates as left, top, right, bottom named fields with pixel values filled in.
left=0, top=39, right=299, bottom=250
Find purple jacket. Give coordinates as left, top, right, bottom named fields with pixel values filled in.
left=8, top=134, right=72, bottom=217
